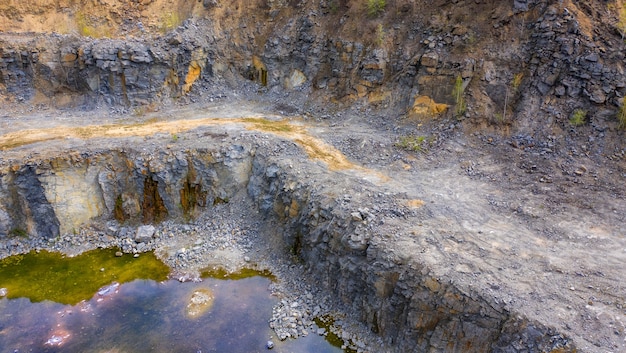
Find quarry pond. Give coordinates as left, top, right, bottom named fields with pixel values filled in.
left=0, top=249, right=346, bottom=353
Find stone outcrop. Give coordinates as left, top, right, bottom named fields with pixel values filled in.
left=2, top=1, right=625, bottom=133
left=0, top=145, right=251, bottom=236
left=0, top=32, right=212, bottom=106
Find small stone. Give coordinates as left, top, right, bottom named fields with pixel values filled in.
left=0, top=288, right=7, bottom=297
left=100, top=268, right=105, bottom=272
left=421, top=52, right=439, bottom=67
left=317, top=328, right=326, bottom=335
left=244, top=256, right=251, bottom=262
left=266, top=340, right=274, bottom=349
left=575, top=165, right=587, bottom=175
left=133, top=254, right=140, bottom=258
left=115, top=251, right=123, bottom=257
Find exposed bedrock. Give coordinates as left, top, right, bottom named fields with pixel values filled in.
left=0, top=139, right=572, bottom=352
left=2, top=0, right=626, bottom=135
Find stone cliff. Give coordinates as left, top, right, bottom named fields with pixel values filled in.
left=2, top=0, right=626, bottom=139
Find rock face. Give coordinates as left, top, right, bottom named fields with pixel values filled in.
left=0, top=146, right=252, bottom=238
left=0, top=165, right=61, bottom=239
left=0, top=34, right=211, bottom=106
left=2, top=1, right=625, bottom=134
left=1, top=1, right=625, bottom=352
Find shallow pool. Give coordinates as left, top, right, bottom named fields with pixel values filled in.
left=0, top=250, right=345, bottom=352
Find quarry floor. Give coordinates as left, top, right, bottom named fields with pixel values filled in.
left=1, top=98, right=625, bottom=352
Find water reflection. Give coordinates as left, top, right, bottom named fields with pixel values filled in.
left=0, top=276, right=343, bottom=353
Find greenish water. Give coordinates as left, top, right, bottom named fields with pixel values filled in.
left=0, top=248, right=169, bottom=305
left=0, top=249, right=346, bottom=352
left=315, top=316, right=358, bottom=353
left=200, top=266, right=276, bottom=281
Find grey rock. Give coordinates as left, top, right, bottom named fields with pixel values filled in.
left=14, top=166, right=60, bottom=239
left=587, top=85, right=607, bottom=104
left=513, top=0, right=529, bottom=11
left=135, top=225, right=156, bottom=243
left=0, top=208, right=10, bottom=237
left=584, top=53, right=599, bottom=62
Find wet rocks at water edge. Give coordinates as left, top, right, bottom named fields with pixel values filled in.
left=269, top=299, right=313, bottom=341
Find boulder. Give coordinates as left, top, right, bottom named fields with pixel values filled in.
left=135, top=225, right=155, bottom=243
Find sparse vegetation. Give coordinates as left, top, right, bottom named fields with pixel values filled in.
left=466, top=32, right=477, bottom=46
left=366, top=0, right=386, bottom=17
left=396, top=135, right=427, bottom=152
left=329, top=0, right=339, bottom=14
left=569, top=109, right=587, bottom=127
left=171, top=133, right=179, bottom=142
left=618, top=102, right=626, bottom=129
left=618, top=3, right=626, bottom=39
left=133, top=106, right=146, bottom=117
left=375, top=23, right=385, bottom=46
left=452, top=75, right=466, bottom=118
left=512, top=73, right=523, bottom=92
left=76, top=12, right=110, bottom=38
left=494, top=112, right=505, bottom=124
left=9, top=228, right=27, bottom=237
left=160, top=11, right=181, bottom=33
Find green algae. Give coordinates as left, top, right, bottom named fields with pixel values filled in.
left=200, top=267, right=275, bottom=281
left=314, top=316, right=357, bottom=353
left=0, top=248, right=169, bottom=305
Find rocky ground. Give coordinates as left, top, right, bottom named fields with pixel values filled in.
left=0, top=90, right=624, bottom=352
